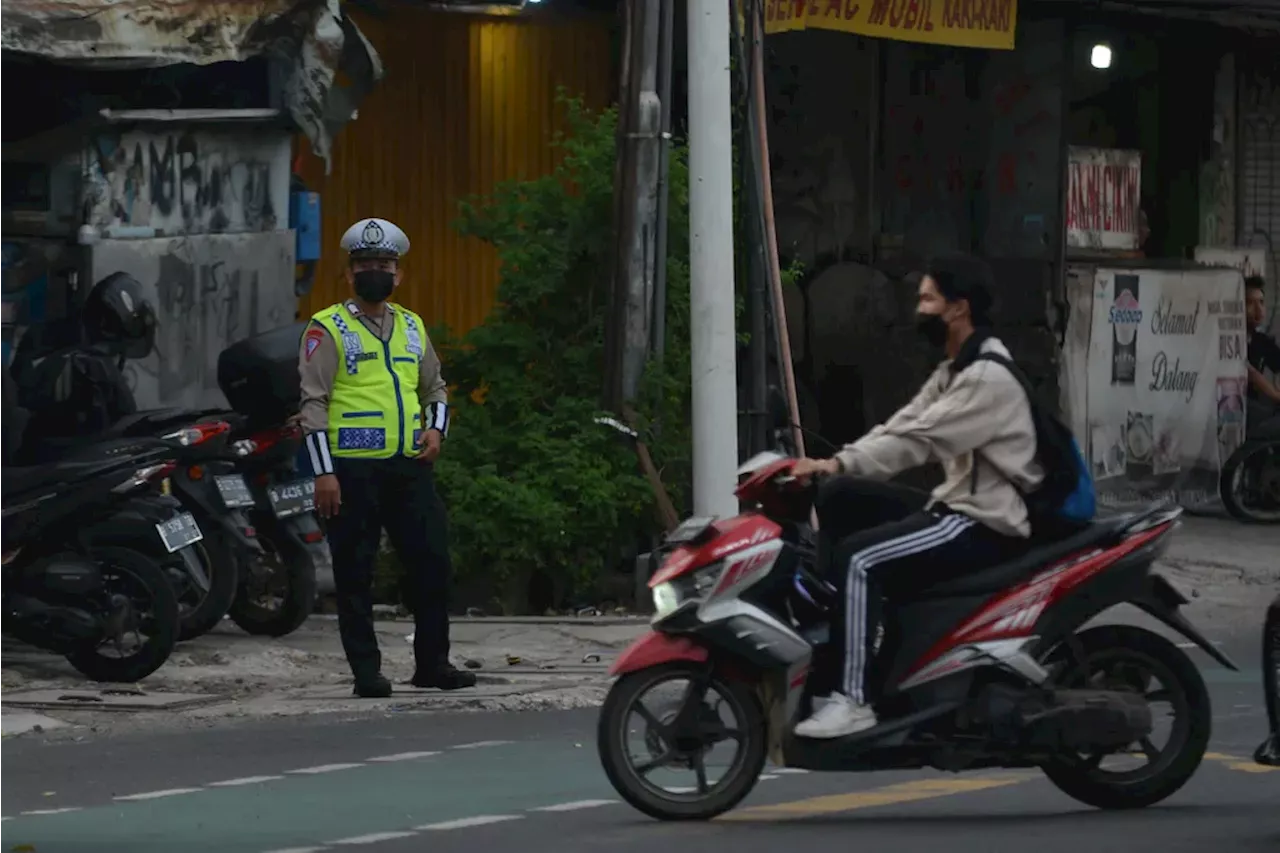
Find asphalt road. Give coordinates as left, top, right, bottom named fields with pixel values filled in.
left=3, top=643, right=1277, bottom=853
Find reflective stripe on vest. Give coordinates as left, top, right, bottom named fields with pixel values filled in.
left=311, top=302, right=424, bottom=459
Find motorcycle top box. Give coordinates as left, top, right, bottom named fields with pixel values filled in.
left=597, top=451, right=1234, bottom=823
left=217, top=322, right=307, bottom=429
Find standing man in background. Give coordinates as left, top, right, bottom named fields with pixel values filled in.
left=1245, top=275, right=1280, bottom=434
left=297, top=217, right=476, bottom=698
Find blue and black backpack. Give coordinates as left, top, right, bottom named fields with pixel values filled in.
left=974, top=352, right=1096, bottom=535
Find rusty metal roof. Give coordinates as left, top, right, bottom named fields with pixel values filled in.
left=0, top=0, right=384, bottom=172
left=4, top=0, right=305, bottom=66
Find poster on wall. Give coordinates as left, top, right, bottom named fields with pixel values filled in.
left=1085, top=266, right=1248, bottom=509
left=1065, top=147, right=1142, bottom=253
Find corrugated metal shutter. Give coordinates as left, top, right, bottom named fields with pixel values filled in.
left=296, top=9, right=614, bottom=335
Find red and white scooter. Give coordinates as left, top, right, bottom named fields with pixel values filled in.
left=597, top=451, right=1235, bottom=821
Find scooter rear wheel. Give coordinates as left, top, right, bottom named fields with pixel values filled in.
left=598, top=661, right=767, bottom=821
left=1039, top=625, right=1210, bottom=810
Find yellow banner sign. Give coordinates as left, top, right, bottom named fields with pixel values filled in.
left=764, top=0, right=1017, bottom=51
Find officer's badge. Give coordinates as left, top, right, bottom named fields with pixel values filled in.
left=304, top=327, right=324, bottom=361
left=361, top=220, right=385, bottom=246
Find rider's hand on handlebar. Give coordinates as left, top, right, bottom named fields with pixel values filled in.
left=791, top=457, right=841, bottom=482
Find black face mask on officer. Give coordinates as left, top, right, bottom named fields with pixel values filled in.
left=353, top=269, right=395, bottom=304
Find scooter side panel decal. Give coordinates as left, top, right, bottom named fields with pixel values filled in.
left=903, top=524, right=1169, bottom=679
left=709, top=538, right=784, bottom=600
left=649, top=514, right=782, bottom=587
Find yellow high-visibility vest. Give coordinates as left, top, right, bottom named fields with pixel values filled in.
left=310, top=301, right=426, bottom=459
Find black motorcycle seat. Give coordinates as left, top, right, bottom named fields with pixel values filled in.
left=914, top=515, right=1136, bottom=598
left=4, top=435, right=171, bottom=498
left=108, top=407, right=237, bottom=437
left=4, top=457, right=123, bottom=496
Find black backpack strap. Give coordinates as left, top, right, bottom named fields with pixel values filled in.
left=966, top=351, right=1032, bottom=498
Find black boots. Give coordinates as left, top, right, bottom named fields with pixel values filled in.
left=410, top=662, right=478, bottom=690
left=352, top=673, right=393, bottom=698
left=352, top=663, right=477, bottom=697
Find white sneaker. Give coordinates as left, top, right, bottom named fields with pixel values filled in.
left=793, top=693, right=877, bottom=739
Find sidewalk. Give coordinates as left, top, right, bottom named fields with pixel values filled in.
left=2, top=516, right=1274, bottom=739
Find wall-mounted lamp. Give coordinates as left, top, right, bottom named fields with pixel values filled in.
left=1090, top=43, right=1113, bottom=70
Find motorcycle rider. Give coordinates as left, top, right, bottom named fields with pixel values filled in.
left=1245, top=276, right=1280, bottom=436
left=790, top=254, right=1039, bottom=738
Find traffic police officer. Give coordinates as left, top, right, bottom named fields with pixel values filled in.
left=297, top=217, right=477, bottom=698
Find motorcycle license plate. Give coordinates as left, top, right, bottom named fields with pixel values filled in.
left=665, top=516, right=716, bottom=545
left=214, top=474, right=256, bottom=508
left=156, top=512, right=204, bottom=554
left=267, top=479, right=316, bottom=519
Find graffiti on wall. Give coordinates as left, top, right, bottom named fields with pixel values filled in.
left=83, top=127, right=290, bottom=236
left=89, top=232, right=296, bottom=410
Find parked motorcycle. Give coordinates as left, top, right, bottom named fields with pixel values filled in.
left=216, top=322, right=331, bottom=637
left=597, top=451, right=1234, bottom=821
left=223, top=418, right=329, bottom=636
left=1256, top=593, right=1279, bottom=767
left=1219, top=420, right=1280, bottom=524
left=23, top=410, right=261, bottom=641
left=2, top=437, right=185, bottom=682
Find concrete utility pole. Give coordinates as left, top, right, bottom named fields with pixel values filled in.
left=687, top=0, right=739, bottom=519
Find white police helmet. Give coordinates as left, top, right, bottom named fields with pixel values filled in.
left=340, top=218, right=410, bottom=260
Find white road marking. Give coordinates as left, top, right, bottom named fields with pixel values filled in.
left=416, top=814, right=523, bottom=830
left=207, top=775, right=284, bottom=787
left=114, top=788, right=203, bottom=801
left=758, top=774, right=779, bottom=781
left=450, top=740, right=512, bottom=750
left=263, top=848, right=328, bottom=853
left=330, top=830, right=418, bottom=844
left=286, top=763, right=365, bottom=775
left=771, top=767, right=810, bottom=774
left=20, top=807, right=82, bottom=816
left=530, top=799, right=617, bottom=812
left=365, top=751, right=440, bottom=763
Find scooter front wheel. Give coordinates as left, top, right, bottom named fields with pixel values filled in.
left=597, top=661, right=767, bottom=821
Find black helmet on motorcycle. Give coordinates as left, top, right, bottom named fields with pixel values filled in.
left=82, top=272, right=157, bottom=359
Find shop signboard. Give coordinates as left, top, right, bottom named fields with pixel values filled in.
left=1066, top=147, right=1142, bottom=253
left=1194, top=245, right=1277, bottom=335
left=1085, top=266, right=1247, bottom=509
left=764, top=0, right=1017, bottom=50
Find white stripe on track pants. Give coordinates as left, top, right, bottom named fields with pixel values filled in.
left=842, top=513, right=977, bottom=703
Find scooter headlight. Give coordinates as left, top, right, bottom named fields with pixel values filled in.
left=652, top=581, right=681, bottom=619
left=651, top=563, right=723, bottom=620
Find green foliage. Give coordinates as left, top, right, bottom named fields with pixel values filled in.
left=424, top=92, right=695, bottom=612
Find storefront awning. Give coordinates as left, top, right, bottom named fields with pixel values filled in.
left=0, top=0, right=385, bottom=173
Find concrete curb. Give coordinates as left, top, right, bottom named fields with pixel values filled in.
left=1, top=712, right=70, bottom=737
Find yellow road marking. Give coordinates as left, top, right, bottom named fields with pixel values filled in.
left=719, top=775, right=1031, bottom=822
left=1204, top=752, right=1278, bottom=773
